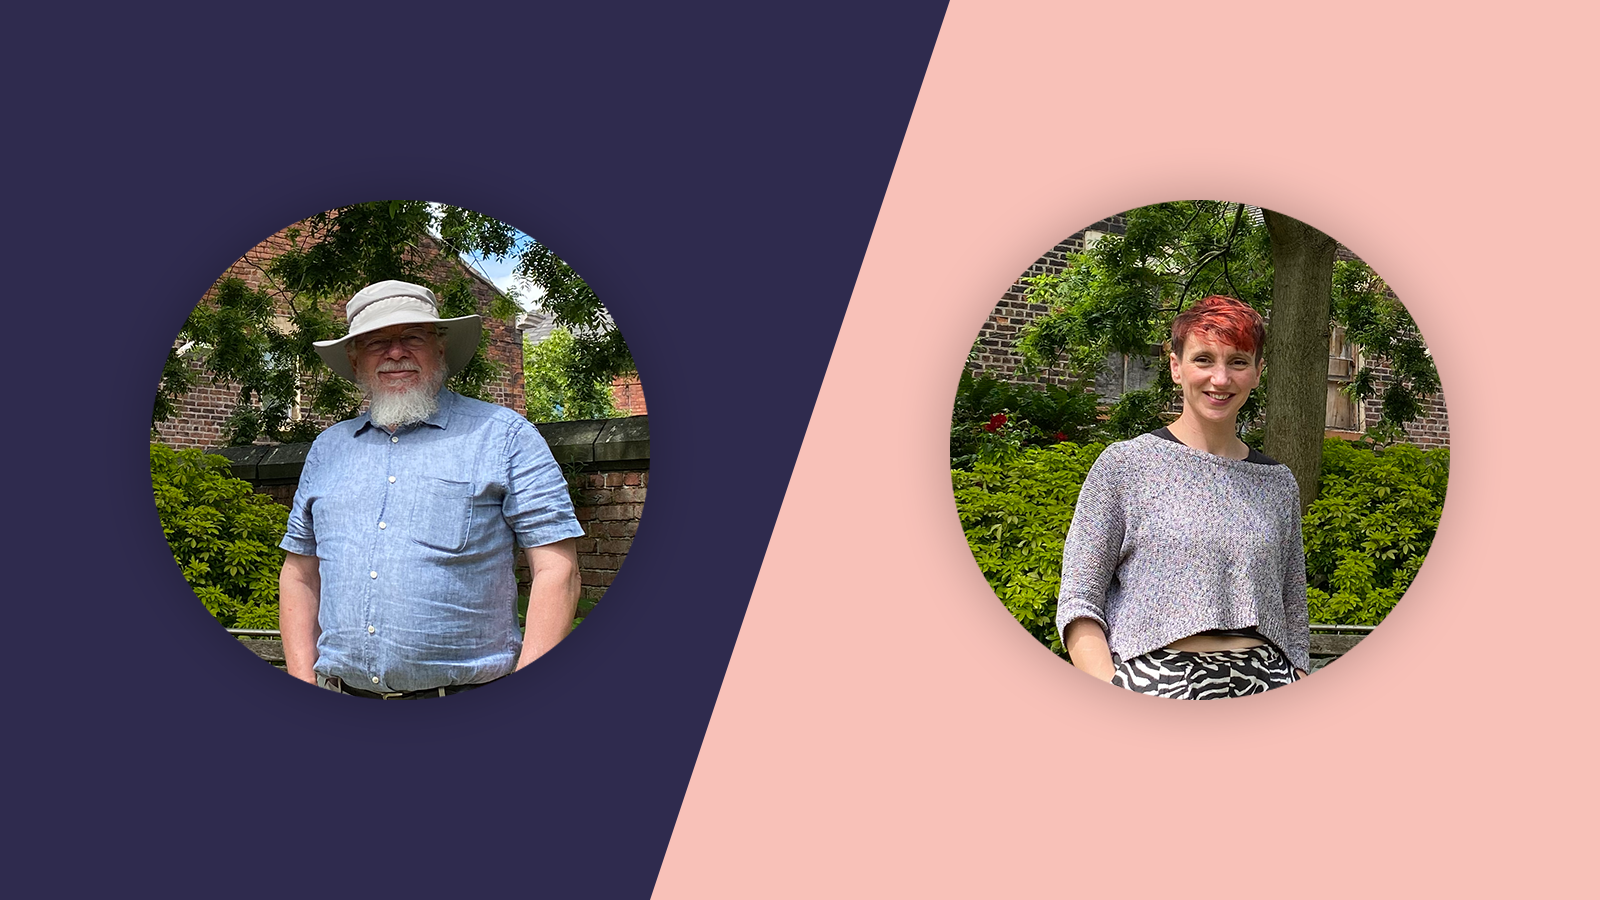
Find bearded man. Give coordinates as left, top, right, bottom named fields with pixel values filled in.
left=278, top=280, right=584, bottom=698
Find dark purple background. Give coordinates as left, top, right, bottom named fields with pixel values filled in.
left=7, top=4, right=945, bottom=897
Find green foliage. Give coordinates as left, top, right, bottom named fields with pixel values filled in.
left=950, top=370, right=1102, bottom=469
left=524, top=328, right=625, bottom=422
left=516, top=588, right=600, bottom=632
left=1100, top=381, right=1175, bottom=441
left=952, top=442, right=1106, bottom=653
left=1303, top=439, right=1449, bottom=625
left=954, top=438, right=1448, bottom=654
left=1330, top=261, right=1441, bottom=433
left=155, top=201, right=632, bottom=445
left=1016, top=201, right=1272, bottom=378
left=514, top=242, right=632, bottom=388
left=175, top=275, right=354, bottom=445
left=153, top=344, right=196, bottom=426
left=1013, top=201, right=1438, bottom=435
left=151, top=443, right=289, bottom=629
left=435, top=205, right=631, bottom=387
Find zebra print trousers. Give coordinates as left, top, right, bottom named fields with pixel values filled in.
left=1110, top=643, right=1299, bottom=699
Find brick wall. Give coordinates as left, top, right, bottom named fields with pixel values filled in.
left=970, top=219, right=1451, bottom=448
left=156, top=371, right=250, bottom=449
left=562, top=469, right=647, bottom=605
left=1358, top=361, right=1451, bottom=448
left=154, top=221, right=525, bottom=450
left=968, top=215, right=1127, bottom=389
left=611, top=374, right=648, bottom=415
left=1331, top=247, right=1450, bottom=448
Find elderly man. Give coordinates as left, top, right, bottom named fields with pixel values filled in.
left=278, top=280, right=584, bottom=698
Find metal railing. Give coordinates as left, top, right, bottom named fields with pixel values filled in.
left=231, top=624, right=1378, bottom=638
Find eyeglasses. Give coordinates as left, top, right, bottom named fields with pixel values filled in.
left=353, top=328, right=439, bottom=355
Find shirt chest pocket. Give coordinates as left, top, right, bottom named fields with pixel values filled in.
left=409, top=477, right=475, bottom=552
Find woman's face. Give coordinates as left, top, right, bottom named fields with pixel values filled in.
left=1169, top=336, right=1263, bottom=425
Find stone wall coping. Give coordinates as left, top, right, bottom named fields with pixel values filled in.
left=240, top=630, right=1364, bottom=666
left=593, top=416, right=650, bottom=463
left=1309, top=633, right=1364, bottom=656
left=210, top=415, right=650, bottom=481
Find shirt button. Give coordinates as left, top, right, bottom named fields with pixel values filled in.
left=388, top=476, right=396, bottom=483
left=372, top=676, right=380, bottom=684
left=368, top=625, right=375, bottom=634
left=369, top=571, right=378, bottom=579
left=391, top=436, right=398, bottom=444
left=378, top=522, right=387, bottom=529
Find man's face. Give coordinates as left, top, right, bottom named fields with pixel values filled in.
left=349, top=324, right=447, bottom=398
left=348, top=323, right=450, bottom=430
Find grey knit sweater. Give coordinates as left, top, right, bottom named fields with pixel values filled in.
left=1055, top=433, right=1311, bottom=672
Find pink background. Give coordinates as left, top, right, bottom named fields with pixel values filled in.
left=656, top=2, right=1597, bottom=895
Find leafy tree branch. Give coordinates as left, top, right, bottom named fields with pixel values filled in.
left=155, top=201, right=633, bottom=445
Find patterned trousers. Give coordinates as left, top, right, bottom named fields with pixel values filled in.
left=1110, top=642, right=1299, bottom=699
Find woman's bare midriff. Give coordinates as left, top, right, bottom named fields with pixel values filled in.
left=1164, top=634, right=1265, bottom=653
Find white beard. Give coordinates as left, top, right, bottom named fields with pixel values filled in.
left=360, top=360, right=448, bottom=430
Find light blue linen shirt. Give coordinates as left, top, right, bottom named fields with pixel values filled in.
left=280, top=390, right=585, bottom=692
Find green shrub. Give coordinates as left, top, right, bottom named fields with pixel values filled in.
left=954, top=437, right=1449, bottom=653
left=151, top=443, right=288, bottom=629
left=1099, top=382, right=1174, bottom=441
left=952, top=441, right=1106, bottom=654
left=950, top=370, right=1103, bottom=469
left=1303, top=439, right=1448, bottom=625
left=524, top=328, right=625, bottom=423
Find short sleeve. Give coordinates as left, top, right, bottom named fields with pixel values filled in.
left=279, top=438, right=321, bottom=557
left=503, top=421, right=587, bottom=549
left=1055, top=445, right=1127, bottom=642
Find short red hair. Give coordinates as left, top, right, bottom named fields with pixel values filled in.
left=1170, top=295, right=1266, bottom=362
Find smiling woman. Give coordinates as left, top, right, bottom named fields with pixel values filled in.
left=951, top=199, right=1450, bottom=699
left=1163, top=296, right=1265, bottom=458
left=1058, top=295, right=1310, bottom=698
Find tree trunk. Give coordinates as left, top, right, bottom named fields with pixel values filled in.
left=1261, top=210, right=1337, bottom=515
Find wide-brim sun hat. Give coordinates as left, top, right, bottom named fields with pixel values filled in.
left=312, top=280, right=482, bottom=382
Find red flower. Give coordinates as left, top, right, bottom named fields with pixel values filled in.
left=983, top=413, right=1007, bottom=433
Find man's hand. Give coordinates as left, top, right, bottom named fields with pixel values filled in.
left=518, top=538, right=581, bottom=670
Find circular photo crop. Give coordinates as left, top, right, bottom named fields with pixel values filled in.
left=951, top=200, right=1448, bottom=699
left=150, top=200, right=648, bottom=698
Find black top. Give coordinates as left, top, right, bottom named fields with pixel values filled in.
left=1152, top=426, right=1281, bottom=466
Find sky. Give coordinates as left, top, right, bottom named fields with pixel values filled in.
left=461, top=244, right=546, bottom=311
left=426, top=202, right=547, bottom=312
left=430, top=205, right=618, bottom=339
